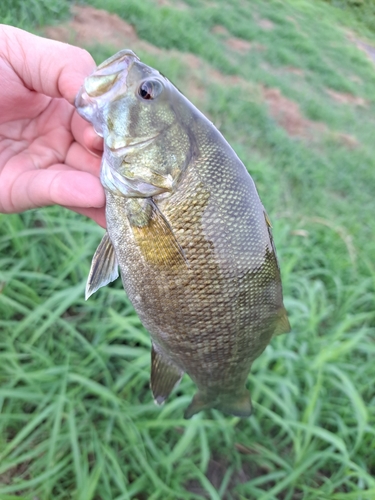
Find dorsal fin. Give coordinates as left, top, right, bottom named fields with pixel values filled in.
left=151, top=344, right=183, bottom=405
left=85, top=232, right=119, bottom=300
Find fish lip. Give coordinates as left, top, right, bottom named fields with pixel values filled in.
left=75, top=50, right=139, bottom=124
left=95, top=49, right=139, bottom=75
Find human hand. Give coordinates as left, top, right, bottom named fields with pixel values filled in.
left=0, top=25, right=106, bottom=227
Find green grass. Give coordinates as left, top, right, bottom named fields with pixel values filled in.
left=1, top=0, right=375, bottom=498
left=323, top=0, right=375, bottom=36
left=0, top=0, right=71, bottom=30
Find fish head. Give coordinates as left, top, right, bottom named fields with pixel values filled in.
left=76, top=49, right=177, bottom=147
left=76, top=50, right=195, bottom=198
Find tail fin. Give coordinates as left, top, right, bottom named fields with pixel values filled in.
left=184, top=389, right=252, bottom=419
left=216, top=390, right=252, bottom=418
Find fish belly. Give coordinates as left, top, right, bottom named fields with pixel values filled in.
left=105, top=153, right=284, bottom=397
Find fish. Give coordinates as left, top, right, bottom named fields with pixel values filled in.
left=75, top=49, right=290, bottom=419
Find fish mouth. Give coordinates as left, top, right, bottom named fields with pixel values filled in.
left=75, top=49, right=139, bottom=125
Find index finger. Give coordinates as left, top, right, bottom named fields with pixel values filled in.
left=0, top=25, right=95, bottom=104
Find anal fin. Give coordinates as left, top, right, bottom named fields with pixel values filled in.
left=151, top=344, right=183, bottom=405
left=86, top=232, right=119, bottom=300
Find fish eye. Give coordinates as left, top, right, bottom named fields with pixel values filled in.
left=138, top=80, right=163, bottom=100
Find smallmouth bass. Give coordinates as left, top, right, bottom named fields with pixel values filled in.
left=75, top=49, right=290, bottom=418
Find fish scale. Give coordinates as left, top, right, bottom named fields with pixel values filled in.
left=75, top=49, right=290, bottom=418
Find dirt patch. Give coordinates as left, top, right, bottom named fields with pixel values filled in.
left=180, top=65, right=255, bottom=111
left=157, top=0, right=189, bottom=9
left=45, top=5, right=137, bottom=48
left=211, top=25, right=266, bottom=54
left=182, top=53, right=203, bottom=70
left=284, top=66, right=304, bottom=76
left=335, top=132, right=359, bottom=149
left=325, top=88, right=366, bottom=106
left=207, top=69, right=252, bottom=88
left=263, top=88, right=357, bottom=147
left=260, top=62, right=305, bottom=80
left=258, top=18, right=275, bottom=31
left=262, top=87, right=326, bottom=138
left=44, top=5, right=161, bottom=55
left=176, top=55, right=256, bottom=106
left=226, top=37, right=266, bottom=53
left=211, top=24, right=230, bottom=36
left=226, top=37, right=253, bottom=52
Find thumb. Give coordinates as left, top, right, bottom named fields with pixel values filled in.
left=0, top=24, right=95, bottom=104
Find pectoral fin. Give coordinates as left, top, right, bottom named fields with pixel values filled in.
left=126, top=198, right=188, bottom=268
left=151, top=344, right=183, bottom=405
left=86, top=232, right=119, bottom=300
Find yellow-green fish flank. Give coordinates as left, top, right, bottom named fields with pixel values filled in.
left=75, top=49, right=290, bottom=418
